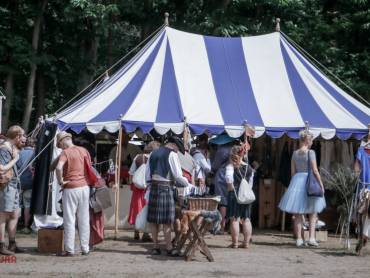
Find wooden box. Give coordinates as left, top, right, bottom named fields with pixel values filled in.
left=258, top=179, right=276, bottom=228
left=38, top=228, right=64, bottom=253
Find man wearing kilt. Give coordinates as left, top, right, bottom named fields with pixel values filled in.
left=146, top=136, right=189, bottom=256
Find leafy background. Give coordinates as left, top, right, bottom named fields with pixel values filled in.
left=1, top=0, right=369, bottom=131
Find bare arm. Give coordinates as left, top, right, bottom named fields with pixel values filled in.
left=0, top=153, right=19, bottom=171
left=354, top=159, right=361, bottom=177
left=55, top=159, right=67, bottom=189
left=225, top=164, right=234, bottom=192
left=50, top=155, right=60, bottom=171
left=311, top=158, right=324, bottom=191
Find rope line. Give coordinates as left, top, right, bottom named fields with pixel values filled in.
left=280, top=31, right=370, bottom=107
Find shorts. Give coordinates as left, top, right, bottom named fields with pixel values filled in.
left=22, top=189, right=32, bottom=209
left=0, top=185, right=20, bottom=212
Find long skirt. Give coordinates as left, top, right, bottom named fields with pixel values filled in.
left=279, top=172, right=326, bottom=214
left=128, top=184, right=146, bottom=225
left=89, top=208, right=104, bottom=246
left=147, top=182, right=175, bottom=224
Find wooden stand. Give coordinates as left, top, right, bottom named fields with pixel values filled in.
left=38, top=229, right=64, bottom=253
left=177, top=216, right=214, bottom=262
left=258, top=179, right=276, bottom=228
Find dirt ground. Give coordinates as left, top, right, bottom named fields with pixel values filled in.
left=1, top=230, right=369, bottom=278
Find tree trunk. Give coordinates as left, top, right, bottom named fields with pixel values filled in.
left=22, top=0, right=48, bottom=132
left=36, top=72, right=45, bottom=119
left=2, top=72, right=14, bottom=131
left=140, top=0, right=153, bottom=41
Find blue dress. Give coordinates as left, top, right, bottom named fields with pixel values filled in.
left=356, top=146, right=370, bottom=189
left=278, top=150, right=326, bottom=214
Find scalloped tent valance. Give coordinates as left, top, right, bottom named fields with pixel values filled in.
left=52, top=27, right=370, bottom=140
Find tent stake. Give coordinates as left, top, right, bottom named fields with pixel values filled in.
left=114, top=120, right=123, bottom=239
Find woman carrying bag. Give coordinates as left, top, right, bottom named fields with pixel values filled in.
left=128, top=141, right=160, bottom=241
left=225, top=145, right=255, bottom=249
left=279, top=130, right=326, bottom=247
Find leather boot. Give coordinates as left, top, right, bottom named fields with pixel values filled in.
left=8, top=240, right=25, bottom=253
left=0, top=241, right=14, bottom=255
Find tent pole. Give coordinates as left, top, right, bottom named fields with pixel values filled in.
left=114, top=120, right=123, bottom=239
left=164, top=12, right=169, bottom=26
left=275, top=18, right=281, bottom=32
left=183, top=117, right=189, bottom=150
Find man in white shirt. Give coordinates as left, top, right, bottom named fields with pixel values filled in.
left=145, top=136, right=189, bottom=256
left=191, top=134, right=211, bottom=187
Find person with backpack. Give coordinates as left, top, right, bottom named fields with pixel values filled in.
left=225, top=145, right=254, bottom=249
left=0, top=126, right=26, bottom=255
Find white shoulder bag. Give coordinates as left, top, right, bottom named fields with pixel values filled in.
left=132, top=155, right=147, bottom=189
left=234, top=166, right=255, bottom=205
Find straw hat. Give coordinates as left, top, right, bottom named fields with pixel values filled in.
left=56, top=131, right=72, bottom=148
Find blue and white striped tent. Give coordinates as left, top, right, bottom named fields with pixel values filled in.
left=55, top=27, right=370, bottom=140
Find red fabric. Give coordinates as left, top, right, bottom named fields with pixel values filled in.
left=128, top=184, right=146, bottom=225
left=89, top=208, right=104, bottom=246
left=182, top=169, right=192, bottom=183
left=365, top=148, right=370, bottom=154
left=84, top=156, right=98, bottom=186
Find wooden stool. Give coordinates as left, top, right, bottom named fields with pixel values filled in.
left=178, top=215, right=214, bottom=262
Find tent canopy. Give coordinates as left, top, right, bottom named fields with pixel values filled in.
left=54, top=27, right=370, bottom=140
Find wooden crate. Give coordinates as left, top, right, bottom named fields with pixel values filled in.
left=38, top=228, right=64, bottom=253
left=258, top=179, right=276, bottom=228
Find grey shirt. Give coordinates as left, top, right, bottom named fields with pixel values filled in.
left=292, top=149, right=316, bottom=173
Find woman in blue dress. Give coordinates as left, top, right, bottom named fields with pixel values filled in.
left=279, top=130, right=326, bottom=247
left=354, top=141, right=370, bottom=255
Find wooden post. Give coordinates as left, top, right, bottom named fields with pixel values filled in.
left=183, top=117, right=189, bottom=150
left=114, top=120, right=123, bottom=239
left=275, top=18, right=281, bottom=32
left=164, top=12, right=169, bottom=26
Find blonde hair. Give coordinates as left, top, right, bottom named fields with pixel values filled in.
left=299, top=129, right=313, bottom=143
left=6, top=125, right=24, bottom=140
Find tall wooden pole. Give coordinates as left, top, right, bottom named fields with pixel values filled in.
left=275, top=18, right=281, bottom=32
left=114, top=120, right=123, bottom=238
left=164, top=12, right=169, bottom=26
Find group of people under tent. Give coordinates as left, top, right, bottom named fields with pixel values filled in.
left=0, top=124, right=369, bottom=257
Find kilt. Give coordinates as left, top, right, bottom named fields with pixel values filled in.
left=147, top=181, right=175, bottom=224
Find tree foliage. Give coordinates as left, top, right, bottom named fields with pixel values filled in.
left=0, top=0, right=369, bottom=130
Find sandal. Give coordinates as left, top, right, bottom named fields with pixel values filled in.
left=151, top=248, right=161, bottom=255
left=228, top=243, right=238, bottom=249
left=239, top=242, right=249, bottom=249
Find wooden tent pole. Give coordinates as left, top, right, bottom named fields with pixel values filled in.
left=275, top=18, right=281, bottom=32
left=114, top=120, right=123, bottom=238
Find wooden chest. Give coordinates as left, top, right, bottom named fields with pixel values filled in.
left=38, top=228, right=64, bottom=253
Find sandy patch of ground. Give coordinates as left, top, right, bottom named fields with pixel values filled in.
left=1, top=230, right=369, bottom=278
